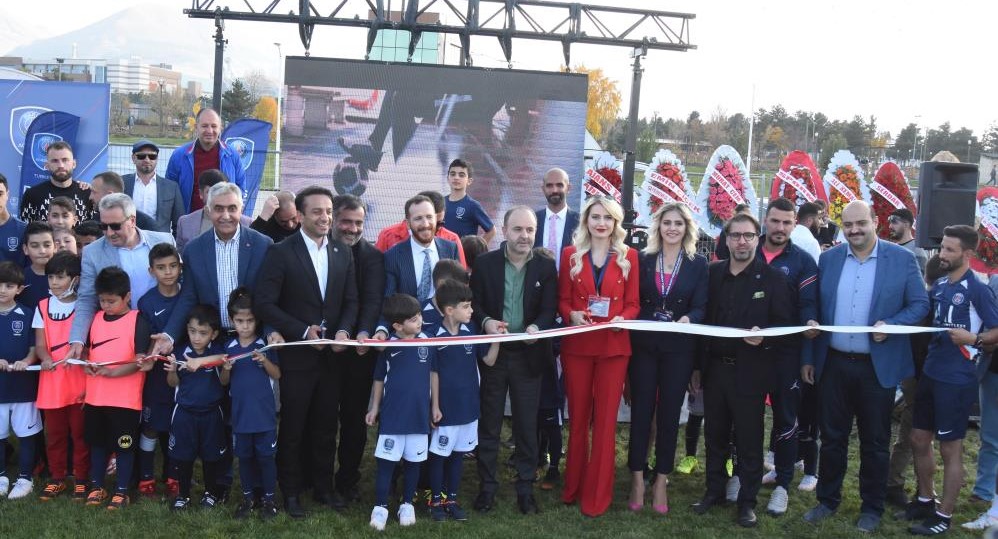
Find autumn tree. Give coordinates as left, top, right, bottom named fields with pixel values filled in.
left=567, top=65, right=621, bottom=143
left=253, top=96, right=279, bottom=142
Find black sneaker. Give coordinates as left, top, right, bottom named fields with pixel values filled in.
left=910, top=513, right=951, bottom=535
left=234, top=498, right=256, bottom=519
left=446, top=501, right=468, bottom=521
left=897, top=499, right=936, bottom=521
left=430, top=502, right=449, bottom=522
left=171, top=496, right=191, bottom=512
left=200, top=492, right=219, bottom=509
left=260, top=499, right=278, bottom=520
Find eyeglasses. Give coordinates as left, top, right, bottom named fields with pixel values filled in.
left=728, top=232, right=758, bottom=242
left=134, top=153, right=158, bottom=160
left=98, top=220, right=129, bottom=231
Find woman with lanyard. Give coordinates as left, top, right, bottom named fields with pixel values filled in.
left=557, top=195, right=639, bottom=517
left=626, top=202, right=708, bottom=514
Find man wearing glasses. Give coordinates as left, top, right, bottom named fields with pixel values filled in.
left=89, top=171, right=162, bottom=233
left=122, top=140, right=185, bottom=234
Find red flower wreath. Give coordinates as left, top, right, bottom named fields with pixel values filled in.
left=708, top=157, right=745, bottom=227
left=649, top=162, right=686, bottom=214
left=870, top=163, right=916, bottom=239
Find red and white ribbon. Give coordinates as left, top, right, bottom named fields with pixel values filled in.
left=826, top=173, right=857, bottom=201
left=710, top=169, right=745, bottom=205
left=776, top=169, right=817, bottom=202
left=585, top=169, right=622, bottom=202
left=869, top=181, right=905, bottom=210
left=646, top=171, right=702, bottom=213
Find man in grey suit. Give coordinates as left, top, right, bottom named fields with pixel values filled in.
left=122, top=140, right=185, bottom=234
left=65, top=193, right=176, bottom=359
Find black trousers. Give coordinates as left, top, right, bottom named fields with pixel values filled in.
left=768, top=358, right=801, bottom=489
left=627, top=348, right=694, bottom=474
left=477, top=348, right=542, bottom=496
left=816, top=351, right=895, bottom=516
left=277, top=360, right=340, bottom=497
left=703, top=361, right=765, bottom=508
left=334, top=349, right=376, bottom=493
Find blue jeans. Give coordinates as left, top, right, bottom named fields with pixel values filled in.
left=974, top=372, right=998, bottom=500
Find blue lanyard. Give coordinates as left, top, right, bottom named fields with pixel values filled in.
left=658, top=250, right=683, bottom=298
left=589, top=251, right=608, bottom=295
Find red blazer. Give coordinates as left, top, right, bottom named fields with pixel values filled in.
left=558, top=246, right=640, bottom=357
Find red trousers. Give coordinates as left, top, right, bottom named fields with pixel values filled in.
left=560, top=353, right=628, bottom=517
left=44, top=404, right=89, bottom=481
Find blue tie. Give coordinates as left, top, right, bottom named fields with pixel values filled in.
left=417, top=248, right=432, bottom=302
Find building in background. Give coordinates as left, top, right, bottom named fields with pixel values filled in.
left=1, top=56, right=107, bottom=83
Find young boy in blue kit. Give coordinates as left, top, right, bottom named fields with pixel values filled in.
left=427, top=280, right=498, bottom=522
left=420, top=259, right=470, bottom=330
left=444, top=159, right=495, bottom=242
left=137, top=243, right=183, bottom=499
left=166, top=304, right=227, bottom=511
left=367, top=293, right=440, bottom=531
left=217, top=287, right=281, bottom=521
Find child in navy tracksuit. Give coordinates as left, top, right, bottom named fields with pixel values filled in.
left=217, top=287, right=281, bottom=520
left=366, top=294, right=440, bottom=531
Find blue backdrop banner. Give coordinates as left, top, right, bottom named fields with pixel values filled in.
left=222, top=118, right=272, bottom=215
left=19, top=111, right=81, bottom=196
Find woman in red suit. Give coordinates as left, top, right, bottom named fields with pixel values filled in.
left=558, top=195, right=640, bottom=517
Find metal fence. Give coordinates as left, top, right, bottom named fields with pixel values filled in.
left=105, top=144, right=280, bottom=190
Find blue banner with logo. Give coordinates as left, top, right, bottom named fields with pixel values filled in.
left=19, top=111, right=81, bottom=195
left=0, top=80, right=110, bottom=214
left=222, top=118, right=272, bottom=215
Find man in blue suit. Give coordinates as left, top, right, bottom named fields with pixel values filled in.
left=801, top=201, right=929, bottom=533
left=382, top=194, right=460, bottom=301
left=533, top=168, right=579, bottom=270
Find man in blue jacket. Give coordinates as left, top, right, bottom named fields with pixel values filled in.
left=165, top=108, right=246, bottom=213
left=801, top=200, right=929, bottom=533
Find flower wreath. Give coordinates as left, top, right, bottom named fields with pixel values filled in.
left=869, top=161, right=916, bottom=239
left=822, top=149, right=870, bottom=226
left=694, top=145, right=758, bottom=237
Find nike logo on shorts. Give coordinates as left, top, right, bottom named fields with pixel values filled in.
left=27, top=422, right=39, bottom=430
left=271, top=440, right=278, bottom=449
left=938, top=430, right=953, bottom=436
left=416, top=450, right=425, bottom=456
left=219, top=447, right=228, bottom=455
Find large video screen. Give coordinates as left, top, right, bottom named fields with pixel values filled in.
left=281, top=57, right=588, bottom=240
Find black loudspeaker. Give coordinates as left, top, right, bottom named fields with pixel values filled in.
left=916, top=161, right=978, bottom=249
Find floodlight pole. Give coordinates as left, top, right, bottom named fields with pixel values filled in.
left=212, top=15, right=226, bottom=115
left=622, top=44, right=647, bottom=232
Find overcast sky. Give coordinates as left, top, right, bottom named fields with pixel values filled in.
left=4, top=0, right=994, bottom=138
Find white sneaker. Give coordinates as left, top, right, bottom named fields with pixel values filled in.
left=767, top=486, right=789, bottom=515
left=725, top=475, right=741, bottom=502
left=7, top=478, right=33, bottom=499
left=794, top=460, right=805, bottom=472
left=762, top=469, right=777, bottom=485
left=0, top=476, right=9, bottom=497
left=798, top=474, right=818, bottom=492
left=962, top=512, right=998, bottom=530
left=764, top=451, right=775, bottom=471
left=398, top=502, right=416, bottom=526
left=369, top=506, right=389, bottom=531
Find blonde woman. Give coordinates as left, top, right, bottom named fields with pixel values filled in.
left=627, top=203, right=708, bottom=514
left=557, top=196, right=639, bottom=517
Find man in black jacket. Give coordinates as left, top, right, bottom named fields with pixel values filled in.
left=470, top=206, right=558, bottom=515
left=690, top=212, right=798, bottom=528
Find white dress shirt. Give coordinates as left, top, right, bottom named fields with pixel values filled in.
left=410, top=236, right=439, bottom=297
left=132, top=175, right=158, bottom=218
left=214, top=226, right=241, bottom=329
left=303, top=230, right=329, bottom=300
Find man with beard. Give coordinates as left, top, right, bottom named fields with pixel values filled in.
left=798, top=202, right=821, bottom=237
left=902, top=225, right=998, bottom=535
left=754, top=198, right=818, bottom=516
left=802, top=201, right=929, bottom=533
left=691, top=212, right=797, bottom=528
left=888, top=208, right=928, bottom=273
left=375, top=191, right=466, bottom=267
left=20, top=141, right=96, bottom=223
left=328, top=194, right=385, bottom=505
left=533, top=168, right=579, bottom=269
left=122, top=140, right=185, bottom=234
left=471, top=206, right=558, bottom=515
left=382, top=195, right=461, bottom=301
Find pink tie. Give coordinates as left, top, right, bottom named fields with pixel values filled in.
left=547, top=214, right=559, bottom=268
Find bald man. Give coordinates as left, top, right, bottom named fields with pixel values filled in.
left=533, top=168, right=579, bottom=271
left=251, top=190, right=301, bottom=243
left=166, top=108, right=247, bottom=213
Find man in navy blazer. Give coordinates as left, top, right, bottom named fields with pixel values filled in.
left=533, top=168, right=579, bottom=268
left=122, top=140, right=185, bottom=233
left=801, top=201, right=929, bottom=532
left=383, top=194, right=460, bottom=300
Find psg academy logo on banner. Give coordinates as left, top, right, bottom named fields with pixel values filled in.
left=30, top=133, right=63, bottom=169
left=225, top=137, right=254, bottom=171
left=9, top=105, right=51, bottom=155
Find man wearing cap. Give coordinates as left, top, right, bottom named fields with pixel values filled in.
left=166, top=108, right=246, bottom=213
left=122, top=140, right=185, bottom=234
left=888, top=208, right=928, bottom=274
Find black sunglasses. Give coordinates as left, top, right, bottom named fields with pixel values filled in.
left=98, top=220, right=129, bottom=231
left=134, top=153, right=158, bottom=160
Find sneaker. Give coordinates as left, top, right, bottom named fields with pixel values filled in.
left=761, top=470, right=777, bottom=485
left=107, top=492, right=129, bottom=510
left=910, top=513, right=950, bottom=535
left=86, top=487, right=109, bottom=506
left=803, top=503, right=836, bottom=524
left=165, top=478, right=180, bottom=498
left=767, top=486, right=789, bottom=516
left=798, top=474, right=818, bottom=492
left=0, top=476, right=9, bottom=497
left=540, top=467, right=560, bottom=490
left=398, top=502, right=416, bottom=526
left=138, top=479, right=157, bottom=498
left=40, top=480, right=67, bottom=501
left=795, top=460, right=805, bottom=472
left=260, top=499, right=278, bottom=520
left=897, top=498, right=936, bottom=521
left=370, top=505, right=389, bottom=531
left=200, top=492, right=219, bottom=509
left=8, top=478, right=33, bottom=499
left=764, top=451, right=775, bottom=471
left=725, top=476, right=740, bottom=503
left=446, top=500, right=468, bottom=521
left=171, top=496, right=192, bottom=512
left=430, top=502, right=449, bottom=522
left=72, top=483, right=88, bottom=501
left=725, top=458, right=734, bottom=478
left=676, top=455, right=699, bottom=474
left=962, top=512, right=998, bottom=530
left=235, top=498, right=256, bottom=519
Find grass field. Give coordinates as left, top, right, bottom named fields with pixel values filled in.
left=0, top=411, right=989, bottom=538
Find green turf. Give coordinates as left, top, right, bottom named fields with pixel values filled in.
left=0, top=410, right=987, bottom=538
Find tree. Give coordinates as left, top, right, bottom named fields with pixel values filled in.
left=568, top=65, right=621, bottom=143
left=253, top=96, right=279, bottom=142
left=820, top=134, right=849, bottom=169
left=892, top=123, right=919, bottom=161
left=221, top=79, right=255, bottom=122
left=242, top=69, right=277, bottom=103
left=636, top=125, right=657, bottom=163
left=983, top=123, right=998, bottom=153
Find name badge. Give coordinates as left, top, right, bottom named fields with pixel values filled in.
left=752, top=291, right=765, bottom=299
left=654, top=310, right=674, bottom=322
left=587, top=295, right=611, bottom=318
